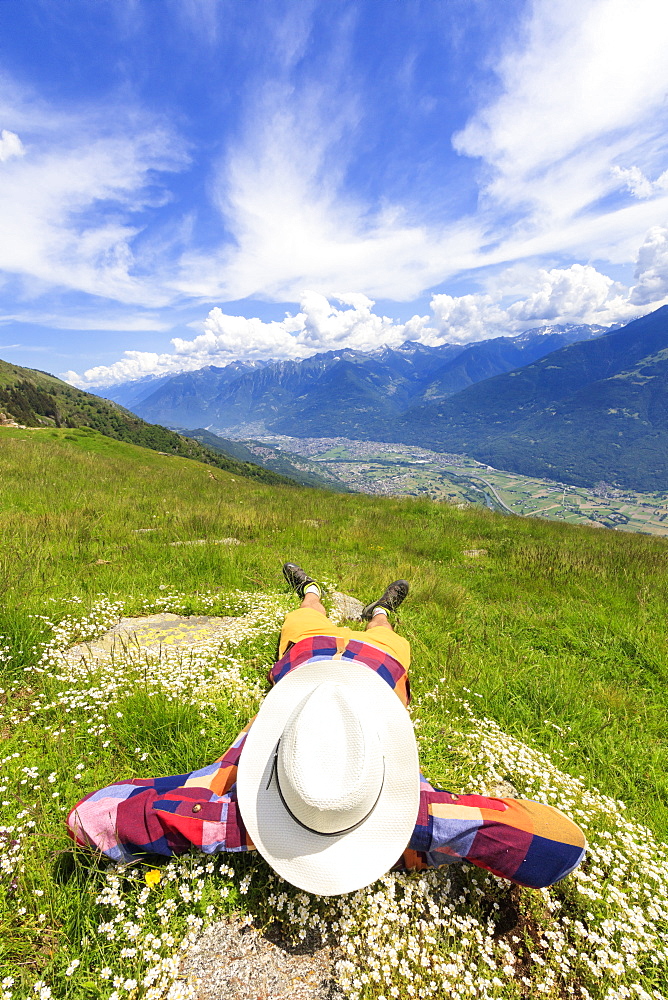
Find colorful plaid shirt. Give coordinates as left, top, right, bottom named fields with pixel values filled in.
left=67, top=636, right=586, bottom=889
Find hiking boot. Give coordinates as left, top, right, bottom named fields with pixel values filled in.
left=361, top=580, right=409, bottom=619
left=282, top=562, right=318, bottom=598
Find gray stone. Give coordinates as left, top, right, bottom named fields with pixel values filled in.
left=329, top=591, right=364, bottom=621
left=485, top=779, right=519, bottom=799
left=65, top=613, right=241, bottom=665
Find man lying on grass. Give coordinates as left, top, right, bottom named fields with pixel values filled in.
left=67, top=563, right=586, bottom=897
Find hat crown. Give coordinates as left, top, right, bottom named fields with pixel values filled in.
left=277, top=681, right=384, bottom=835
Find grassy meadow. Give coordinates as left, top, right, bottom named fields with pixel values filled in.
left=1, top=426, right=667, bottom=1000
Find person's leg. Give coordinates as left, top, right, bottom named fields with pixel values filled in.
left=365, top=608, right=393, bottom=632
left=358, top=581, right=411, bottom=669
left=279, top=565, right=411, bottom=670
left=300, top=590, right=327, bottom=616
left=361, top=580, right=409, bottom=620
left=278, top=564, right=332, bottom=657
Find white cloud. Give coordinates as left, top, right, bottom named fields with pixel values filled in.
left=427, top=294, right=508, bottom=344
left=174, top=291, right=437, bottom=361
left=0, top=129, right=24, bottom=162
left=506, top=264, right=636, bottom=326
left=0, top=309, right=171, bottom=332
left=174, top=309, right=307, bottom=361
left=427, top=264, right=639, bottom=343
left=170, top=291, right=424, bottom=360
left=456, top=0, right=668, bottom=191
left=0, top=81, right=188, bottom=305
left=5, top=0, right=668, bottom=324
left=630, top=225, right=668, bottom=305
left=165, top=0, right=668, bottom=306
left=453, top=0, right=668, bottom=264
left=67, top=252, right=662, bottom=387
left=174, top=80, right=484, bottom=302
left=60, top=351, right=200, bottom=389
left=611, top=165, right=668, bottom=200
left=65, top=293, right=433, bottom=386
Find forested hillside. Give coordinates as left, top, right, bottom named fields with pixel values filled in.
left=0, top=359, right=299, bottom=488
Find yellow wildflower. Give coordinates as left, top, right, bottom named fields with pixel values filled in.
left=145, top=869, right=162, bottom=887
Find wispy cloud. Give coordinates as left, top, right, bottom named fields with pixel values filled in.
left=0, top=77, right=189, bottom=306
left=176, top=76, right=483, bottom=302
left=0, top=343, right=46, bottom=352
left=5, top=0, right=668, bottom=362
left=454, top=0, right=668, bottom=264
left=0, top=309, right=172, bottom=332
left=172, top=0, right=668, bottom=304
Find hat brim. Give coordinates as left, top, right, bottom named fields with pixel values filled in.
left=237, top=659, right=420, bottom=896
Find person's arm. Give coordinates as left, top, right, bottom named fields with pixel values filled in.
left=66, top=723, right=256, bottom=862
left=397, top=776, right=586, bottom=889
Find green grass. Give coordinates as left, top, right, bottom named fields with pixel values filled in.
left=1, top=426, right=668, bottom=999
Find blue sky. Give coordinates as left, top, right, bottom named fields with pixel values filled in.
left=0, top=0, right=667, bottom=387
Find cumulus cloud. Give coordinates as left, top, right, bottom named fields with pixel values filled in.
left=60, top=351, right=205, bottom=389
left=0, top=129, right=24, bottom=162
left=183, top=290, right=445, bottom=359
left=66, top=253, right=660, bottom=387
left=426, top=265, right=638, bottom=343
left=611, top=165, right=668, bottom=200
left=506, top=264, right=635, bottom=326
left=630, top=225, right=668, bottom=305
left=428, top=294, right=508, bottom=344
left=72, top=294, right=426, bottom=385
left=181, top=291, right=439, bottom=359
left=66, top=293, right=433, bottom=386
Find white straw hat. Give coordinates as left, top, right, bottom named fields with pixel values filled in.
left=237, top=660, right=420, bottom=896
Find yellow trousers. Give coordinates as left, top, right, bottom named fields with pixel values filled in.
left=278, top=607, right=411, bottom=671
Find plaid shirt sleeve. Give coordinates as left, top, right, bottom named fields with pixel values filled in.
left=66, top=722, right=256, bottom=863
left=396, top=775, right=586, bottom=889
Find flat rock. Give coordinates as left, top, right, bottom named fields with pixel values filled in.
left=180, top=917, right=343, bottom=1000
left=66, top=613, right=241, bottom=664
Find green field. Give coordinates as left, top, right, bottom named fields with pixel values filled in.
left=1, top=426, right=667, bottom=1000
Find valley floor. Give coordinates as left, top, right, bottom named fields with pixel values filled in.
left=245, top=434, right=668, bottom=536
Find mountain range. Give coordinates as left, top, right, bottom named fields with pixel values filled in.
left=92, top=324, right=606, bottom=436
